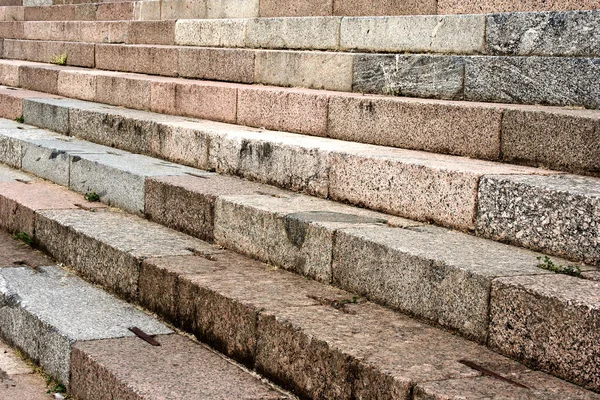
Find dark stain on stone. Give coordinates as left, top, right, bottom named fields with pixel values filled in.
left=71, top=155, right=81, bottom=163
left=49, top=150, right=65, bottom=160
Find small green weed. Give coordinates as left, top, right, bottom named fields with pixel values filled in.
left=537, top=256, right=582, bottom=278
left=13, top=232, right=33, bottom=247
left=84, top=191, right=100, bottom=202
left=50, top=53, right=68, bottom=66
left=45, top=376, right=66, bottom=394
left=15, top=115, right=24, bottom=123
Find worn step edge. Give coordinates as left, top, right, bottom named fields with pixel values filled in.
left=5, top=91, right=599, bottom=266
left=3, top=59, right=600, bottom=177
left=0, top=163, right=598, bottom=397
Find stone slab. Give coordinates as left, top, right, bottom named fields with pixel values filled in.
left=0, top=228, right=51, bottom=268
left=133, top=0, right=160, bottom=20
left=0, top=21, right=23, bottom=38
left=0, top=265, right=171, bottom=384
left=0, top=371, right=53, bottom=399
left=476, top=174, right=600, bottom=265
left=206, top=0, right=259, bottom=18
left=487, top=10, right=600, bottom=57
left=332, top=224, right=554, bottom=340
left=71, top=334, right=288, bottom=400
left=0, top=6, right=23, bottom=21
left=333, top=0, right=436, bottom=15
left=2, top=39, right=95, bottom=67
left=95, top=72, right=152, bottom=111
left=438, top=0, right=600, bottom=14
left=22, top=97, right=69, bottom=133
left=0, top=60, right=22, bottom=87
left=18, top=64, right=59, bottom=94
left=259, top=0, right=331, bottom=17
left=178, top=47, right=255, bottom=83
left=57, top=69, right=98, bottom=101
left=95, top=44, right=178, bottom=77
left=175, top=18, right=247, bottom=48
left=246, top=16, right=340, bottom=50
left=127, top=20, right=175, bottom=45
left=160, top=0, right=206, bottom=20
left=340, top=15, right=485, bottom=53
left=489, top=274, right=600, bottom=392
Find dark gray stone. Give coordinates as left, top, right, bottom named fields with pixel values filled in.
left=487, top=10, right=600, bottom=57
left=22, top=99, right=69, bottom=134
left=476, top=174, right=600, bottom=265
left=353, top=54, right=465, bottom=99
left=464, top=56, right=600, bottom=108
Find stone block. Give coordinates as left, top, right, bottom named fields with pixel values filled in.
left=128, top=20, right=175, bottom=45
left=18, top=64, right=59, bottom=94
left=0, top=6, right=23, bottom=21
left=333, top=0, right=436, bottom=15
left=175, top=18, right=247, bottom=47
left=327, top=94, right=502, bottom=160
left=464, top=56, right=600, bottom=109
left=95, top=73, right=152, bottom=110
left=259, top=0, right=332, bottom=17
left=206, top=0, right=259, bottom=17
left=133, top=0, right=160, bottom=20
left=489, top=274, right=600, bottom=391
left=501, top=106, right=600, bottom=174
left=0, top=60, right=22, bottom=86
left=178, top=47, right=254, bottom=83
left=71, top=334, right=286, bottom=399
left=95, top=44, right=178, bottom=76
left=22, top=97, right=69, bottom=133
left=486, top=10, right=600, bottom=57
left=476, top=174, right=600, bottom=265
left=0, top=21, right=23, bottom=39
left=340, top=15, right=485, bottom=53
left=2, top=39, right=95, bottom=67
left=237, top=86, right=328, bottom=136
left=0, top=91, right=23, bottom=120
left=146, top=120, right=213, bottom=167
left=0, top=266, right=171, bottom=384
left=96, top=2, right=134, bottom=20
left=353, top=54, right=465, bottom=99
left=246, top=16, right=341, bottom=50
left=438, top=0, right=600, bottom=14
left=160, top=0, right=206, bottom=19
left=57, top=69, right=97, bottom=101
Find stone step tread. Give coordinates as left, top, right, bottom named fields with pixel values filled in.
left=0, top=1, right=136, bottom=22
left=0, top=121, right=599, bottom=392
left=3, top=58, right=600, bottom=177
left=0, top=163, right=597, bottom=398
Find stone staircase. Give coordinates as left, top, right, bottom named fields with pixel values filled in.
left=0, top=1, right=599, bottom=399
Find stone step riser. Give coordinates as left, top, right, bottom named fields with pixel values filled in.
left=3, top=60, right=600, bottom=177
left=0, top=2, right=138, bottom=21
left=0, top=162, right=598, bottom=396
left=3, top=91, right=598, bottom=267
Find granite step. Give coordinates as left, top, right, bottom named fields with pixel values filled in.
left=0, top=223, right=289, bottom=399
left=0, top=163, right=598, bottom=397
left=22, top=1, right=136, bottom=21
left=2, top=91, right=599, bottom=266
left=2, top=61, right=600, bottom=177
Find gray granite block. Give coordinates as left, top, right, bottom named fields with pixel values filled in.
left=22, top=98, right=69, bottom=134
left=332, top=224, right=553, bottom=341
left=464, top=56, right=600, bottom=108
left=0, top=265, right=171, bottom=385
left=487, top=10, right=600, bottom=57
left=34, top=209, right=209, bottom=299
left=476, top=174, right=600, bottom=265
left=353, top=54, right=465, bottom=99
left=246, top=16, right=341, bottom=50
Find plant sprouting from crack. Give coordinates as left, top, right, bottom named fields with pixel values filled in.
left=15, top=115, right=24, bottom=123
left=84, top=191, right=100, bottom=202
left=50, top=53, right=68, bottom=66
left=13, top=232, right=33, bottom=247
left=537, top=256, right=582, bottom=278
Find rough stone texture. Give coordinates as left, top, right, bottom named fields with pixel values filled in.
left=340, top=15, right=485, bottom=53
left=501, top=106, right=600, bottom=175
left=0, top=60, right=21, bottom=87
left=95, top=44, right=178, bottom=77
left=34, top=209, right=205, bottom=299
left=22, top=97, right=69, bottom=133
left=476, top=174, right=600, bottom=264
left=332, top=224, right=553, bottom=341
left=206, top=0, right=259, bottom=18
left=18, top=65, right=59, bottom=94
left=0, top=228, right=51, bottom=267
left=175, top=18, right=247, bottom=47
left=145, top=174, right=281, bottom=241
left=327, top=95, right=502, bottom=159
left=487, top=10, right=600, bottom=57
left=255, top=49, right=353, bottom=91
left=95, top=73, right=152, bottom=110
left=328, top=146, right=548, bottom=230
left=246, top=17, right=341, bottom=50
left=128, top=20, right=175, bottom=45
left=2, top=39, right=95, bottom=67
left=0, top=90, right=24, bottom=120
left=160, top=0, right=206, bottom=20
left=0, top=265, right=171, bottom=384
left=133, top=0, right=160, bottom=20
left=415, top=371, right=600, bottom=399
left=464, top=56, right=600, bottom=109
left=214, top=193, right=398, bottom=282
left=0, top=21, right=23, bottom=38
left=237, top=86, right=328, bottom=136
left=146, top=119, right=213, bottom=168
left=489, top=274, right=600, bottom=392
left=333, top=0, right=436, bottom=15
left=438, top=0, right=600, bottom=14
left=353, top=54, right=465, bottom=99
left=0, top=6, right=24, bottom=21
left=0, top=123, right=45, bottom=168
left=57, top=69, right=97, bottom=101
left=178, top=47, right=255, bottom=83
left=71, top=334, right=287, bottom=400
left=259, top=0, right=331, bottom=17
left=96, top=2, right=135, bottom=20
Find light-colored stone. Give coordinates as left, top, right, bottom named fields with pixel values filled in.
left=246, top=16, right=340, bottom=50
left=438, top=0, right=600, bottom=14
left=0, top=60, right=22, bottom=87
left=259, top=0, right=331, bottom=17
left=178, top=47, right=254, bottom=83
left=340, top=15, right=485, bottom=54
left=3, top=39, right=95, bottom=67
left=161, top=0, right=206, bottom=20
left=95, top=44, right=179, bottom=77
left=57, top=69, right=97, bottom=101
left=0, top=6, right=23, bottom=21
left=333, top=0, right=436, bottom=16
left=133, top=0, right=160, bottom=20
left=175, top=18, right=247, bottom=47
left=206, top=0, right=259, bottom=18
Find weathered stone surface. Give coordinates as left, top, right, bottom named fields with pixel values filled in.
left=353, top=54, right=465, bottom=99
left=34, top=208, right=205, bottom=299
left=2, top=39, right=95, bottom=67
left=0, top=337, right=53, bottom=399
left=0, top=60, right=21, bottom=87
left=175, top=18, right=247, bottom=47
left=415, top=371, right=600, bottom=399
left=332, top=224, right=553, bottom=340
left=487, top=10, right=600, bottom=57
left=128, top=20, right=175, bottom=45
left=133, top=0, right=160, bottom=20
left=246, top=16, right=340, bottom=50
left=214, top=192, right=397, bottom=282
left=0, top=123, right=43, bottom=168
left=95, top=73, right=152, bottom=110
left=464, top=56, right=600, bottom=108
left=18, top=64, right=59, bottom=94
left=0, top=21, right=23, bottom=38
left=95, top=44, right=178, bottom=77
left=147, top=119, right=213, bottom=167
left=206, top=0, right=259, bottom=18
left=57, top=69, right=97, bottom=101
left=333, top=0, right=436, bottom=15
left=340, top=15, right=485, bottom=53
left=96, top=2, right=135, bottom=20
left=178, top=47, right=254, bottom=83
left=476, top=174, right=600, bottom=264
left=259, top=0, right=331, bottom=17
left=0, top=227, right=51, bottom=267
left=237, top=86, right=328, bottom=136
left=71, top=334, right=287, bottom=400
left=327, top=94, right=502, bottom=159
left=489, top=274, right=600, bottom=392
left=22, top=97, right=69, bottom=133
left=438, top=0, right=600, bottom=15
left=160, top=0, right=206, bottom=20
left=255, top=49, right=353, bottom=91
left=0, top=265, right=171, bottom=384
left=0, top=90, right=24, bottom=121
left=0, top=6, right=23, bottom=21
